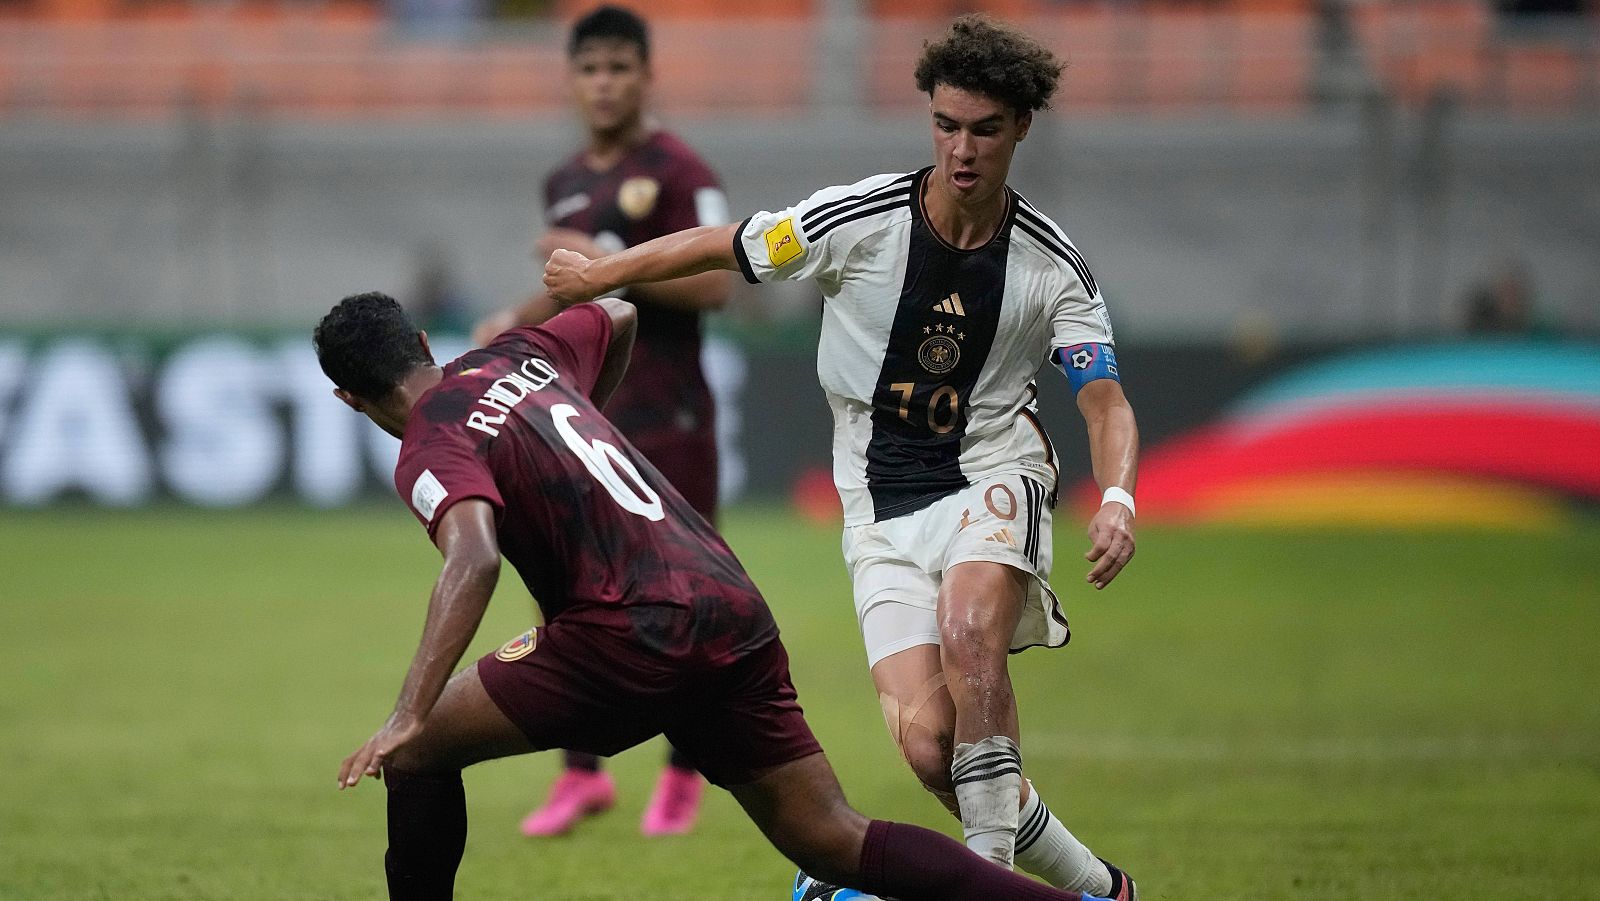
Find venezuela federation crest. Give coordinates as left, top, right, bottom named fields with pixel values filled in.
left=494, top=628, right=539, bottom=662
left=617, top=176, right=660, bottom=220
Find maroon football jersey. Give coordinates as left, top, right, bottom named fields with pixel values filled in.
left=543, top=131, right=723, bottom=454
left=393, top=304, right=776, bottom=666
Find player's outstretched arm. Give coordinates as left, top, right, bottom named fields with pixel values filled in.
left=591, top=297, right=638, bottom=410
left=544, top=223, right=741, bottom=306
left=538, top=226, right=734, bottom=313
left=472, top=271, right=726, bottom=347
left=1077, top=378, right=1140, bottom=590
left=628, top=269, right=733, bottom=314
left=338, top=499, right=501, bottom=790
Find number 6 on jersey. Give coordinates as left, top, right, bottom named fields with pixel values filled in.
left=551, top=403, right=665, bottom=521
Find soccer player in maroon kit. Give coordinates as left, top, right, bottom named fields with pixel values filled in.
left=316, top=292, right=1115, bottom=901
left=472, top=3, right=731, bottom=837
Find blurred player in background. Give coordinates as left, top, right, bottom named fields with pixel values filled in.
left=541, top=14, right=1141, bottom=900
left=473, top=3, right=733, bottom=839
left=317, top=293, right=1119, bottom=901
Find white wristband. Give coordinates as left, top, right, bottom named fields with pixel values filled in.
left=1101, top=486, right=1135, bottom=516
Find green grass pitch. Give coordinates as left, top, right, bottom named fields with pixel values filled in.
left=2, top=506, right=1598, bottom=899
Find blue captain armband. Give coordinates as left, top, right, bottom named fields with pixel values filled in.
left=1052, top=343, right=1121, bottom=395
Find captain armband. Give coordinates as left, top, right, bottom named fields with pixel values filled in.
left=1052, top=343, right=1121, bottom=395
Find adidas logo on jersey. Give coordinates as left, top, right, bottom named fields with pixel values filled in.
left=984, top=528, right=1018, bottom=547
left=932, top=293, right=966, bottom=316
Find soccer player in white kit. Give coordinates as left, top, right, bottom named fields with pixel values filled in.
left=541, top=15, right=1142, bottom=900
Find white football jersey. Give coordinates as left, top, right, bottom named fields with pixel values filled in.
left=735, top=168, right=1115, bottom=526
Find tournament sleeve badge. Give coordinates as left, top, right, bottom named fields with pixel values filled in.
left=411, top=469, right=449, bottom=522
left=494, top=628, right=539, bottom=662
left=617, top=176, right=661, bottom=220
left=764, top=217, right=805, bottom=268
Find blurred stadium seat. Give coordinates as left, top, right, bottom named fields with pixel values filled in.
left=1, top=0, right=1593, bottom=118
left=865, top=7, right=1317, bottom=113
left=1352, top=0, right=1598, bottom=111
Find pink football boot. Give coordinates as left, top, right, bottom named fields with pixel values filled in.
left=519, top=769, right=617, bottom=837
left=639, top=766, right=704, bottom=836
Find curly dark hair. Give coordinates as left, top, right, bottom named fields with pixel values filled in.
left=913, top=14, right=1064, bottom=115
left=570, top=5, right=650, bottom=61
left=313, top=292, right=433, bottom=400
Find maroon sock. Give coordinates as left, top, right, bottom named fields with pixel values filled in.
left=856, top=820, right=1085, bottom=901
left=563, top=750, right=602, bottom=772
left=383, top=768, right=467, bottom=901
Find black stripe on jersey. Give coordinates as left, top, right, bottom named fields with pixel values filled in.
left=1014, top=198, right=1087, bottom=267
left=799, top=173, right=916, bottom=235
left=808, top=194, right=912, bottom=243
left=1015, top=203, right=1098, bottom=297
left=1014, top=218, right=1097, bottom=299
left=732, top=215, right=760, bottom=284
left=1014, top=205, right=1098, bottom=297
left=864, top=168, right=1016, bottom=521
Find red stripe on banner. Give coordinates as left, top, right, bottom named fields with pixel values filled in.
left=1100, top=405, right=1600, bottom=516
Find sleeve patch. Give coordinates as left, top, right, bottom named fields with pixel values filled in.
left=1053, top=343, right=1121, bottom=394
left=411, top=469, right=449, bottom=522
left=764, top=217, right=805, bottom=268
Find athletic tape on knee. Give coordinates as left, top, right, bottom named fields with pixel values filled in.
left=878, top=670, right=955, bottom=803
left=877, top=669, right=949, bottom=752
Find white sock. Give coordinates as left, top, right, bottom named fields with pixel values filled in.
left=1015, top=780, right=1113, bottom=895
left=950, top=735, right=1023, bottom=869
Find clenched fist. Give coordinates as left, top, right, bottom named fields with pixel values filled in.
left=544, top=249, right=602, bottom=307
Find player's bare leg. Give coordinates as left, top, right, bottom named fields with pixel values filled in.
left=928, top=562, right=1122, bottom=896
left=867, top=642, right=1122, bottom=895
left=937, top=560, right=1029, bottom=868
left=729, top=752, right=1098, bottom=901
left=381, top=665, right=533, bottom=901
left=871, top=642, right=962, bottom=815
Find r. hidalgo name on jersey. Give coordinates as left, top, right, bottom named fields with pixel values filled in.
left=732, top=168, right=1115, bottom=526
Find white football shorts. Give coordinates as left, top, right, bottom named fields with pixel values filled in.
left=842, top=472, right=1070, bottom=668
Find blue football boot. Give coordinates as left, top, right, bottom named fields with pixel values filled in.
left=792, top=870, right=884, bottom=901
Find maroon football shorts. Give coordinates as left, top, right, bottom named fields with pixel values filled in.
left=476, top=619, right=821, bottom=787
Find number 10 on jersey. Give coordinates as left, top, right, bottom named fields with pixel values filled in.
left=889, top=382, right=962, bottom=435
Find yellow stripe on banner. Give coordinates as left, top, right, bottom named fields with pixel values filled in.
left=1188, top=472, right=1569, bottom=530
